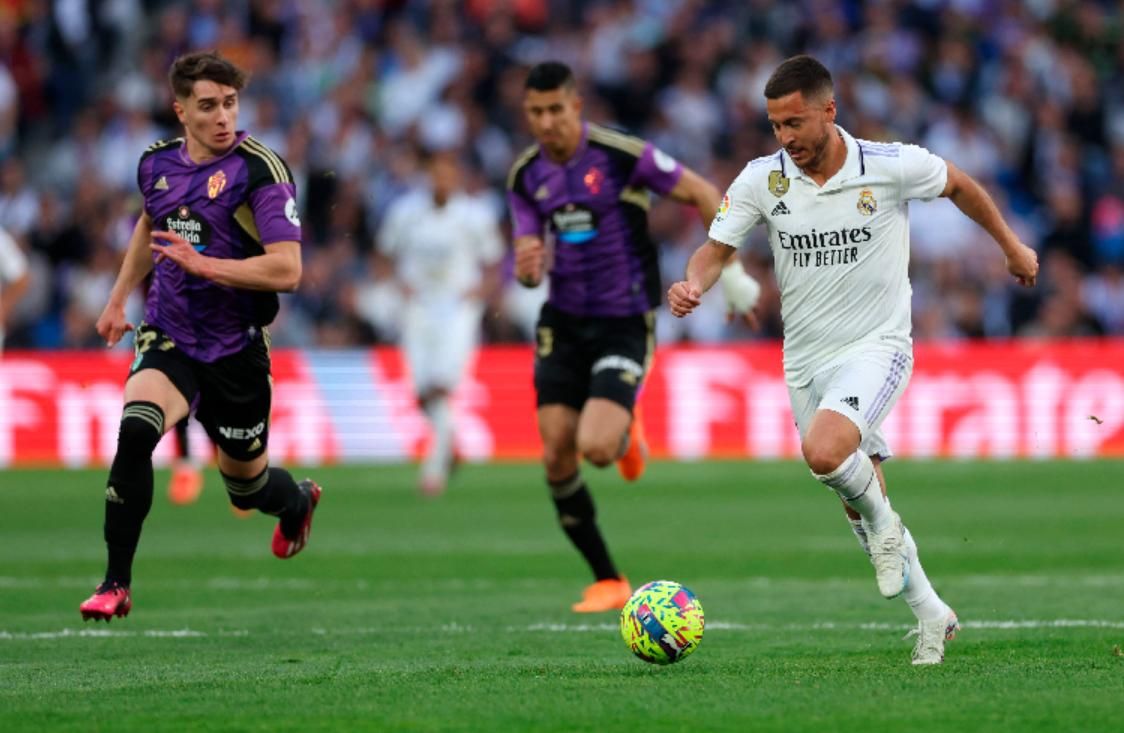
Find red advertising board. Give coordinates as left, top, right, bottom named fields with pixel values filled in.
left=2, top=341, right=1123, bottom=466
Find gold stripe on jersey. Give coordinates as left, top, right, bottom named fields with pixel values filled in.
left=619, top=185, right=651, bottom=211
left=506, top=144, right=540, bottom=191
left=587, top=124, right=645, bottom=157
left=144, top=137, right=184, bottom=154
left=234, top=203, right=262, bottom=244
left=240, top=136, right=290, bottom=184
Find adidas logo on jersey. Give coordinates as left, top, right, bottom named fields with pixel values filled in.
left=155, top=176, right=169, bottom=190
left=771, top=201, right=790, bottom=216
left=842, top=396, right=860, bottom=410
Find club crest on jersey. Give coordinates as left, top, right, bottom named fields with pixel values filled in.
left=207, top=170, right=227, bottom=199
left=584, top=167, right=604, bottom=194
left=768, top=170, right=789, bottom=197
left=857, top=189, right=877, bottom=216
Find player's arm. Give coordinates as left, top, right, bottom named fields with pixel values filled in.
left=0, top=229, right=29, bottom=330
left=513, top=234, right=545, bottom=288
left=941, top=162, right=1038, bottom=287
left=150, top=232, right=301, bottom=292
left=96, top=213, right=155, bottom=347
left=664, top=164, right=760, bottom=323
left=668, top=239, right=738, bottom=318
left=666, top=167, right=721, bottom=228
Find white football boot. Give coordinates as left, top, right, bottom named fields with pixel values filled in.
left=906, top=610, right=960, bottom=665
left=864, top=510, right=909, bottom=598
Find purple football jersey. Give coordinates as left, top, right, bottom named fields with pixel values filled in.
left=506, top=123, right=683, bottom=317
left=137, top=131, right=301, bottom=362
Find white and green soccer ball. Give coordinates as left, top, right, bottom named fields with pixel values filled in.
left=619, top=580, right=705, bottom=665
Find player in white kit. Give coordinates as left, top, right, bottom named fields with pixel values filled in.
left=668, top=56, right=1039, bottom=664
left=0, top=225, right=29, bottom=353
left=378, top=152, right=504, bottom=495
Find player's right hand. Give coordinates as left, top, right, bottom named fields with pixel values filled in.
left=95, top=302, right=134, bottom=348
left=514, top=238, right=545, bottom=287
left=667, top=281, right=702, bottom=318
left=1006, top=242, right=1039, bottom=287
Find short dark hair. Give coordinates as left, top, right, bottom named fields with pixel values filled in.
left=525, top=61, right=576, bottom=92
left=764, top=55, right=833, bottom=101
left=168, top=51, right=248, bottom=99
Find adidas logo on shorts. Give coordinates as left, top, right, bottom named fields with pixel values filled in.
left=771, top=201, right=791, bottom=216
left=842, top=396, right=860, bottom=410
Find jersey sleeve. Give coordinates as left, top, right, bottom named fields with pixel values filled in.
left=505, top=188, right=542, bottom=239
left=708, top=173, right=764, bottom=248
left=627, top=142, right=683, bottom=196
left=899, top=144, right=948, bottom=202
left=470, top=203, right=505, bottom=265
left=240, top=139, right=302, bottom=245
left=376, top=198, right=409, bottom=256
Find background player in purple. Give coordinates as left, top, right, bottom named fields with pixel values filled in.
left=79, top=51, right=322, bottom=621
left=507, top=62, right=762, bottom=613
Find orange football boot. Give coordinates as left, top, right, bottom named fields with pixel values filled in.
left=616, top=408, right=648, bottom=481
left=167, top=462, right=204, bottom=505
left=572, top=577, right=632, bottom=613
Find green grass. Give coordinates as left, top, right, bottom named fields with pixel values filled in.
left=1, top=460, right=1122, bottom=732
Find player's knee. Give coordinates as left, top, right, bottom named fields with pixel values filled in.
left=115, top=402, right=166, bottom=459
left=579, top=440, right=616, bottom=468
left=802, top=440, right=848, bottom=477
left=542, top=444, right=579, bottom=478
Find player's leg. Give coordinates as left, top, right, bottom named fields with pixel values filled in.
left=197, top=336, right=320, bottom=559
left=579, top=310, right=653, bottom=480
left=800, top=348, right=913, bottom=599
left=540, top=404, right=629, bottom=612
left=534, top=304, right=629, bottom=612
left=868, top=459, right=959, bottom=664
left=167, top=418, right=204, bottom=505
left=81, top=334, right=196, bottom=620
left=415, top=305, right=479, bottom=496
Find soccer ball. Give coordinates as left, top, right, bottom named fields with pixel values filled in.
left=619, top=580, right=705, bottom=665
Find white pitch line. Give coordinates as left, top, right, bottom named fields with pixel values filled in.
left=3, top=618, right=1122, bottom=641
left=4, top=574, right=1124, bottom=591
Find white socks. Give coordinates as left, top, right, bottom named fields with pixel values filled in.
left=846, top=517, right=950, bottom=623
left=423, top=396, right=454, bottom=480
left=815, top=451, right=893, bottom=533
left=902, top=527, right=952, bottom=622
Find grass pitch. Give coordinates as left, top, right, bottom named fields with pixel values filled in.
left=1, top=460, right=1122, bottom=732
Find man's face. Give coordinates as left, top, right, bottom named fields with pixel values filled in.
left=766, top=90, right=835, bottom=170
left=174, top=80, right=239, bottom=154
left=523, top=86, right=583, bottom=157
left=429, top=154, right=460, bottom=199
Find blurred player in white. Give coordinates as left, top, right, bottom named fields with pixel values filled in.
left=669, top=55, right=1039, bottom=665
left=378, top=151, right=503, bottom=495
left=0, top=225, right=29, bottom=353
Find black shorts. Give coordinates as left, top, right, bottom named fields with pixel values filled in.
left=128, top=323, right=271, bottom=461
left=533, top=303, right=655, bottom=412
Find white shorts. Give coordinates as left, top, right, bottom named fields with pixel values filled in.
left=402, top=300, right=483, bottom=394
left=787, top=346, right=912, bottom=460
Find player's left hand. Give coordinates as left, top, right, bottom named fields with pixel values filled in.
left=1006, top=242, right=1038, bottom=287
left=150, top=230, right=210, bottom=279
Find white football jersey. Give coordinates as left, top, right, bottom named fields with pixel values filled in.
left=378, top=190, right=504, bottom=301
left=709, top=127, right=947, bottom=386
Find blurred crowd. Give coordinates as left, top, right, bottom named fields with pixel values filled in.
left=0, top=0, right=1122, bottom=351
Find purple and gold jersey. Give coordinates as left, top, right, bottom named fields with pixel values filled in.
left=137, top=131, right=301, bottom=362
left=506, top=123, right=683, bottom=317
